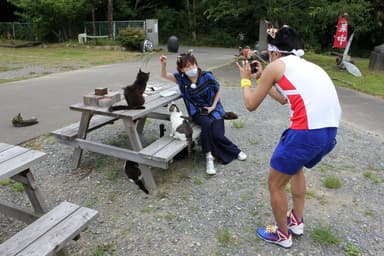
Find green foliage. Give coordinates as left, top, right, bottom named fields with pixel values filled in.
left=344, top=243, right=362, bottom=256
left=215, top=228, right=239, bottom=246
left=323, top=176, right=342, bottom=189
left=5, top=0, right=384, bottom=53
left=92, top=243, right=115, bottom=256
left=311, top=224, right=341, bottom=245
left=0, top=179, right=12, bottom=186
left=9, top=0, right=87, bottom=41
left=118, top=27, right=145, bottom=51
left=12, top=182, right=24, bottom=192
left=231, top=119, right=245, bottom=128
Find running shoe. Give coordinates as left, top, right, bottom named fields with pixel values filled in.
left=287, top=209, right=304, bottom=236
left=256, top=224, right=292, bottom=248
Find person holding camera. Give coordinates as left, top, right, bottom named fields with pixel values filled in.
left=160, top=50, right=247, bottom=175
left=237, top=26, right=341, bottom=248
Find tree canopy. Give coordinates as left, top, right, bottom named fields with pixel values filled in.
left=5, top=0, right=384, bottom=56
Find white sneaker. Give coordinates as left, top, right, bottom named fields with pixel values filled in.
left=206, top=156, right=216, bottom=175
left=237, top=151, right=247, bottom=161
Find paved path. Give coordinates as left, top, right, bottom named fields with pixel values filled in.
left=0, top=46, right=383, bottom=144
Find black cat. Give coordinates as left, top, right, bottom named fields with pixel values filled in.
left=124, top=161, right=149, bottom=194
left=109, top=69, right=150, bottom=111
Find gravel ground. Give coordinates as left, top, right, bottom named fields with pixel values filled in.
left=1, top=84, right=384, bottom=255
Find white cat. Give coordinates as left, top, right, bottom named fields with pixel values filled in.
left=168, top=103, right=191, bottom=141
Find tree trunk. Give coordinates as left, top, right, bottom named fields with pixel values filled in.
left=192, top=0, right=197, bottom=40
left=107, top=0, right=113, bottom=38
left=91, top=6, right=96, bottom=36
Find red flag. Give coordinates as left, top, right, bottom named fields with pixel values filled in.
left=333, top=17, right=348, bottom=48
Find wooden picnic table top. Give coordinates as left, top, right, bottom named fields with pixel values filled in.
left=0, top=143, right=46, bottom=181
left=70, top=82, right=181, bottom=120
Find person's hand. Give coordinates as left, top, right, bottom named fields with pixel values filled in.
left=236, top=60, right=251, bottom=80
left=251, top=60, right=263, bottom=80
left=204, top=106, right=215, bottom=114
left=160, top=55, right=167, bottom=64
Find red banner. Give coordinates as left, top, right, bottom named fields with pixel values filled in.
left=333, top=17, right=348, bottom=48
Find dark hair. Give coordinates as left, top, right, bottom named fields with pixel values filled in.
left=176, top=51, right=198, bottom=72
left=267, top=25, right=303, bottom=55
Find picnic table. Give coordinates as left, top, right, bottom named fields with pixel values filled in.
left=0, top=143, right=99, bottom=255
left=51, top=82, right=201, bottom=192
left=0, top=143, right=48, bottom=223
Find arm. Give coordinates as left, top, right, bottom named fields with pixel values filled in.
left=237, top=60, right=285, bottom=111
left=268, top=87, right=287, bottom=105
left=160, top=55, right=177, bottom=83
left=205, top=87, right=221, bottom=113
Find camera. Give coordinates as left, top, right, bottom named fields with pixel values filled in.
left=250, top=62, right=258, bottom=74
left=238, top=55, right=258, bottom=74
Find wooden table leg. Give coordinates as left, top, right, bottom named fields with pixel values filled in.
left=13, top=169, right=48, bottom=214
left=136, top=117, right=146, bottom=135
left=72, top=111, right=92, bottom=168
left=122, top=118, right=157, bottom=191
left=1, top=169, right=49, bottom=223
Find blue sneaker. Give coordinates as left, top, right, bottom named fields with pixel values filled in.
left=256, top=225, right=292, bottom=248
left=287, top=209, right=304, bottom=236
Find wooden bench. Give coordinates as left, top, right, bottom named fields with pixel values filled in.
left=0, top=201, right=98, bottom=256
left=139, top=123, right=201, bottom=166
left=51, top=115, right=118, bottom=141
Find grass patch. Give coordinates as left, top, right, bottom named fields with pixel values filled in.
left=323, top=176, right=342, bottom=189
left=93, top=243, right=115, bottom=256
left=12, top=182, right=24, bottom=192
left=305, top=52, right=384, bottom=97
left=215, top=228, right=239, bottom=246
left=231, top=119, right=245, bottom=128
left=105, top=168, right=118, bottom=183
left=363, top=171, right=380, bottom=183
left=140, top=205, right=156, bottom=214
left=311, top=224, right=340, bottom=245
left=0, top=43, right=147, bottom=83
left=0, top=179, right=12, bottom=186
left=343, top=243, right=362, bottom=256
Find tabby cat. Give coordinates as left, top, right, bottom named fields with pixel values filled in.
left=109, top=69, right=150, bottom=111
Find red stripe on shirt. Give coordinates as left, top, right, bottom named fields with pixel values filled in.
left=278, top=75, right=309, bottom=130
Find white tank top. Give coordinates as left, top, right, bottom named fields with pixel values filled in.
left=275, top=55, right=341, bottom=130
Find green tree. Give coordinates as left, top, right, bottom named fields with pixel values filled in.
left=9, top=0, right=88, bottom=41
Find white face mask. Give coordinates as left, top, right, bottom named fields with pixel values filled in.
left=185, top=67, right=198, bottom=77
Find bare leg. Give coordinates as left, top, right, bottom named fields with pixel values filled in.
left=290, top=167, right=305, bottom=219
left=268, top=168, right=291, bottom=234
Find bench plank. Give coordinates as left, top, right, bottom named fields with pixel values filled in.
left=51, top=115, right=118, bottom=140
left=18, top=207, right=98, bottom=256
left=0, top=201, right=98, bottom=256
left=0, top=143, right=14, bottom=153
left=0, top=202, right=78, bottom=256
left=0, top=150, right=46, bottom=181
left=139, top=125, right=201, bottom=165
left=0, top=146, right=29, bottom=164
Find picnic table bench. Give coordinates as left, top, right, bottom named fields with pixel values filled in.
left=0, top=201, right=98, bottom=256
left=51, top=83, right=201, bottom=192
left=0, top=143, right=99, bottom=255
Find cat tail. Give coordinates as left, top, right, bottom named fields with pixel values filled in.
left=134, top=180, right=150, bottom=194
left=109, top=105, right=145, bottom=112
left=187, top=136, right=193, bottom=157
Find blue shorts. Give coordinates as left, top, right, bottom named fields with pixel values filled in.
left=270, top=128, right=337, bottom=175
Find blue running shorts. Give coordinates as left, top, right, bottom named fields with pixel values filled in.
left=270, top=128, right=337, bottom=175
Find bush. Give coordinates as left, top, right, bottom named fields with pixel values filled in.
left=118, top=28, right=145, bottom=51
